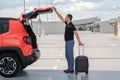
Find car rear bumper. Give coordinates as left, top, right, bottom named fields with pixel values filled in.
left=25, top=50, right=40, bottom=65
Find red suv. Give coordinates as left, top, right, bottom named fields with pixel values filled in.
left=0, top=7, right=53, bottom=77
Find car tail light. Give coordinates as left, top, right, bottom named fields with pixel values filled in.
left=23, top=36, right=31, bottom=44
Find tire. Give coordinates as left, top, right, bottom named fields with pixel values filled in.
left=0, top=54, right=21, bottom=77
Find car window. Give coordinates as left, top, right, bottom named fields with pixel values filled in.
left=0, top=21, right=9, bottom=34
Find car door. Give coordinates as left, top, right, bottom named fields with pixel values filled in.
left=20, top=7, right=53, bottom=21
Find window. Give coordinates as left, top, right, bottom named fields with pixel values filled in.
left=0, top=21, right=9, bottom=34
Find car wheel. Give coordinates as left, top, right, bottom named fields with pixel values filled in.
left=0, top=54, right=21, bottom=77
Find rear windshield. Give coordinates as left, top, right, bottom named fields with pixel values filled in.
left=23, top=11, right=33, bottom=19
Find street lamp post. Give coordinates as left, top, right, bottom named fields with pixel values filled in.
left=24, top=0, right=25, bottom=12
left=38, top=0, right=40, bottom=7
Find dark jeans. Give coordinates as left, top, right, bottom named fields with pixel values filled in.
left=65, top=40, right=75, bottom=71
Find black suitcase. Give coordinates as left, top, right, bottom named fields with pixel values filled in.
left=75, top=45, right=89, bottom=75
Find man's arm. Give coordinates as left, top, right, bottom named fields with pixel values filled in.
left=52, top=7, right=65, bottom=23
left=74, top=30, right=84, bottom=46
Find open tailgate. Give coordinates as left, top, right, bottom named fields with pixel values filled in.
left=20, top=7, right=53, bottom=21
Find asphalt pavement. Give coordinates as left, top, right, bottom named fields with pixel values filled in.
left=1, top=31, right=120, bottom=80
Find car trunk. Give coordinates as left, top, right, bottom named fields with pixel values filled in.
left=23, top=22, right=37, bottom=49
left=20, top=7, right=53, bottom=49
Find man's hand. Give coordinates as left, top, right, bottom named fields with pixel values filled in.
left=52, top=7, right=65, bottom=23
left=79, top=42, right=84, bottom=46
left=52, top=7, right=57, bottom=12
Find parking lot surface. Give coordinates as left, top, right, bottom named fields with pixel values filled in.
left=1, top=31, right=120, bottom=80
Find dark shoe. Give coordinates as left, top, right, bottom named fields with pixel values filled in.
left=64, top=69, right=74, bottom=73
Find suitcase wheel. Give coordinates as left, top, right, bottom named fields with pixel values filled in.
left=75, top=71, right=78, bottom=75
left=86, top=71, right=88, bottom=74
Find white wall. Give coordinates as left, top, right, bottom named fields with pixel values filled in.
left=99, top=21, right=114, bottom=33
left=32, top=17, right=100, bottom=34
left=31, top=21, right=42, bottom=36
left=41, top=22, right=65, bottom=34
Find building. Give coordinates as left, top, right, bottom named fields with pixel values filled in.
left=32, top=17, right=100, bottom=35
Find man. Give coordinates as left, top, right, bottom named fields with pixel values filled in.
left=53, top=7, right=84, bottom=73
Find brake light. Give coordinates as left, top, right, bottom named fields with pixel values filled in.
left=23, top=36, right=31, bottom=44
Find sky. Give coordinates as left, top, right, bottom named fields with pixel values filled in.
left=0, top=0, right=120, bottom=21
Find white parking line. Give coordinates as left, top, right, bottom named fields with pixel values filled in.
left=57, top=59, right=60, bottom=62
left=53, top=66, right=57, bottom=70
left=59, top=54, right=62, bottom=57
left=109, top=44, right=117, bottom=46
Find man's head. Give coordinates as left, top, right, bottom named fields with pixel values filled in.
left=65, top=14, right=73, bottom=22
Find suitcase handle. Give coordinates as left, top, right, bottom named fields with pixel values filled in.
left=78, top=45, right=84, bottom=56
